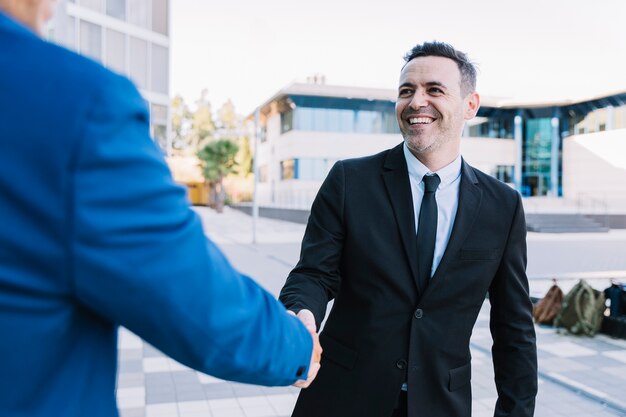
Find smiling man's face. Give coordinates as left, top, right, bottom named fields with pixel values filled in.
left=396, top=55, right=479, bottom=160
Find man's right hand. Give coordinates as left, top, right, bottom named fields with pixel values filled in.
left=289, top=309, right=322, bottom=388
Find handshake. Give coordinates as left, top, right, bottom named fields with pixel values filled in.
left=288, top=309, right=322, bottom=388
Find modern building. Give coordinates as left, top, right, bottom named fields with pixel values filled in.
left=249, top=81, right=626, bottom=218
left=47, top=0, right=171, bottom=152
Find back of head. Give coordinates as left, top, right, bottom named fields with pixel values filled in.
left=0, top=0, right=57, bottom=35
left=403, top=41, right=477, bottom=96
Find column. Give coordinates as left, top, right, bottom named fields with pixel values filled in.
left=550, top=109, right=560, bottom=197
left=514, top=113, right=523, bottom=193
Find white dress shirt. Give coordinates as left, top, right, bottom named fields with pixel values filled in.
left=403, top=143, right=462, bottom=278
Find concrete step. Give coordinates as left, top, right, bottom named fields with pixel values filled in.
left=525, top=213, right=609, bottom=233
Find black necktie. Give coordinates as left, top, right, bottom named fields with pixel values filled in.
left=416, top=174, right=441, bottom=293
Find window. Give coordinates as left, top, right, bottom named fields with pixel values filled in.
left=65, top=16, right=76, bottom=50
left=467, top=116, right=514, bottom=138
left=585, top=111, right=597, bottom=134
left=106, top=0, right=126, bottom=20
left=151, top=44, right=169, bottom=94
left=79, top=0, right=103, bottom=12
left=493, top=165, right=513, bottom=184
left=129, top=37, right=148, bottom=89
left=289, top=107, right=397, bottom=134
left=79, top=20, right=102, bottom=61
left=128, top=0, right=149, bottom=28
left=152, top=124, right=167, bottom=152
left=280, top=160, right=295, bottom=180
left=298, top=159, right=328, bottom=181
left=281, top=110, right=293, bottom=133
left=150, top=103, right=168, bottom=124
left=105, top=29, right=126, bottom=74
left=568, top=113, right=584, bottom=136
left=595, top=108, right=607, bottom=132
left=355, top=110, right=381, bottom=133
left=152, top=0, right=168, bottom=35
left=259, top=126, right=267, bottom=143
left=258, top=165, right=268, bottom=183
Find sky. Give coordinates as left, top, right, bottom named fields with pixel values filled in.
left=170, top=0, right=626, bottom=116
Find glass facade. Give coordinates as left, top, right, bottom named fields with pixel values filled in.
left=467, top=115, right=514, bottom=138
left=54, top=0, right=170, bottom=153
left=282, top=107, right=399, bottom=134
left=522, top=118, right=553, bottom=196
left=468, top=92, right=626, bottom=197
left=280, top=95, right=399, bottom=135
left=277, top=159, right=332, bottom=181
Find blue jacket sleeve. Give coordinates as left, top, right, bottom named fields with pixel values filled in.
left=70, top=73, right=312, bottom=386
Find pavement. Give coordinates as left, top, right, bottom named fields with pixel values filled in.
left=115, top=207, right=626, bottom=417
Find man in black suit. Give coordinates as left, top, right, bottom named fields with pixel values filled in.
left=279, top=41, right=537, bottom=417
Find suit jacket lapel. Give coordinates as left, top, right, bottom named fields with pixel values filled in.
left=381, top=144, right=420, bottom=290
left=428, top=159, right=482, bottom=290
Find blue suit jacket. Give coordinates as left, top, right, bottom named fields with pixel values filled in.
left=0, top=13, right=311, bottom=417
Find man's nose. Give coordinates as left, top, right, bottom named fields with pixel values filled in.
left=408, top=90, right=428, bottom=109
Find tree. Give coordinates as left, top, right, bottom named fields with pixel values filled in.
left=190, top=89, right=216, bottom=152
left=197, top=139, right=239, bottom=212
left=234, top=136, right=253, bottom=177
left=170, top=95, right=192, bottom=153
left=217, top=99, right=238, bottom=131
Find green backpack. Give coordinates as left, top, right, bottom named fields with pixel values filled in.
left=554, top=279, right=606, bottom=336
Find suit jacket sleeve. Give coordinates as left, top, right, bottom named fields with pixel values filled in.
left=70, top=74, right=312, bottom=386
left=279, top=160, right=346, bottom=329
left=488, top=192, right=538, bottom=416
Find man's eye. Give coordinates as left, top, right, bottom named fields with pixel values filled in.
left=398, top=89, right=413, bottom=97
left=429, top=88, right=443, bottom=94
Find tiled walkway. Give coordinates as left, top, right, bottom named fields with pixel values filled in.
left=115, top=207, right=626, bottom=417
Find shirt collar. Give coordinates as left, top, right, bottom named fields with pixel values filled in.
left=403, top=143, right=462, bottom=189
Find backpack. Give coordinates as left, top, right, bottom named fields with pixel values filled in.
left=604, top=283, right=626, bottom=317
left=554, top=279, right=606, bottom=336
left=533, top=282, right=564, bottom=325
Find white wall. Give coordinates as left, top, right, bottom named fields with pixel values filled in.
left=562, top=129, right=626, bottom=213
left=460, top=136, right=515, bottom=176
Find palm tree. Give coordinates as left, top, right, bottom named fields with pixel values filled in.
left=196, top=139, right=239, bottom=212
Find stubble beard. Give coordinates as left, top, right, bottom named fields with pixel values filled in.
left=403, top=129, right=450, bottom=157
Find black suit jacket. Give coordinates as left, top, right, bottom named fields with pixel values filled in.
left=279, top=143, right=537, bottom=417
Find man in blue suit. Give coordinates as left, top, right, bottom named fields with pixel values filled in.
left=0, top=1, right=321, bottom=416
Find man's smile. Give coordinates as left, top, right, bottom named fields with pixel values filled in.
left=408, top=116, right=436, bottom=125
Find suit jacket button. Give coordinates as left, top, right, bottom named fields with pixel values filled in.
left=414, top=308, right=423, bottom=319
left=396, top=359, right=407, bottom=370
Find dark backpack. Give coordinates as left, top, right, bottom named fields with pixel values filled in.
left=554, top=279, right=606, bottom=336
left=533, top=282, right=564, bottom=325
left=604, top=284, right=626, bottom=317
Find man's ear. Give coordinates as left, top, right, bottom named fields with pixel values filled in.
left=464, top=92, right=480, bottom=120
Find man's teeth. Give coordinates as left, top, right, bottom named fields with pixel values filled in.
left=409, top=117, right=434, bottom=125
